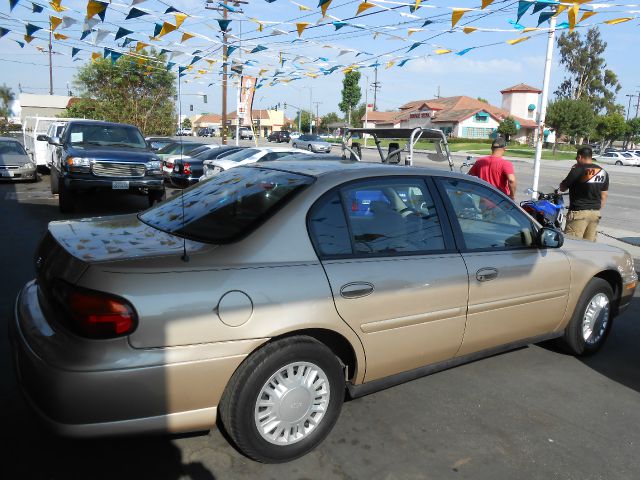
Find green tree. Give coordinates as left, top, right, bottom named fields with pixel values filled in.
left=338, top=71, right=361, bottom=122
left=63, top=50, right=176, bottom=135
left=321, top=112, right=340, bottom=132
left=181, top=118, right=192, bottom=129
left=294, top=110, right=313, bottom=133
left=0, top=84, right=14, bottom=134
left=545, top=99, right=595, bottom=152
left=351, top=103, right=367, bottom=128
left=497, top=117, right=518, bottom=141
left=594, top=113, right=627, bottom=150
left=477, top=97, right=489, bottom=103
left=555, top=27, right=621, bottom=114
left=624, top=117, right=640, bottom=149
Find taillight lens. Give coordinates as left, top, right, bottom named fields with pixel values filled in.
left=52, top=281, right=137, bottom=338
left=183, top=162, right=191, bottom=175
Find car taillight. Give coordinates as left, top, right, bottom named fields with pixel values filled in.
left=183, top=162, right=191, bottom=175
left=52, top=281, right=137, bottom=338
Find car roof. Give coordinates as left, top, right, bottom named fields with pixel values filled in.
left=66, top=120, right=139, bottom=129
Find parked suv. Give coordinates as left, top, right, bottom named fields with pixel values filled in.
left=232, top=127, right=254, bottom=140
left=267, top=130, right=290, bottom=143
left=197, top=127, right=216, bottom=137
left=49, top=120, right=164, bottom=213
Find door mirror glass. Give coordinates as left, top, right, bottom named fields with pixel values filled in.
left=537, top=227, right=564, bottom=248
left=37, top=134, right=49, bottom=142
left=48, top=136, right=62, bottom=146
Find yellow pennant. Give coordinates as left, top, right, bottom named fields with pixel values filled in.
left=49, top=0, right=67, bottom=12
left=86, top=0, right=107, bottom=20
left=604, top=17, right=632, bottom=25
left=356, top=2, right=375, bottom=16
left=463, top=27, right=477, bottom=34
left=568, top=4, right=580, bottom=32
left=407, top=28, right=421, bottom=36
left=385, top=60, right=395, bottom=69
left=24, top=35, right=35, bottom=43
left=135, top=41, right=148, bottom=52
left=186, top=64, right=194, bottom=71
left=50, top=16, right=62, bottom=31
left=91, top=52, right=101, bottom=61
left=579, top=11, right=597, bottom=23
left=181, top=32, right=195, bottom=43
left=198, top=69, right=208, bottom=74
left=522, top=27, right=538, bottom=33
left=305, top=72, right=319, bottom=78
left=175, top=13, right=188, bottom=29
left=481, top=0, right=494, bottom=8
left=414, top=0, right=421, bottom=10
left=507, top=36, right=531, bottom=45
left=258, top=68, right=268, bottom=76
left=53, top=32, right=68, bottom=40
left=451, top=8, right=472, bottom=29
left=296, top=22, right=310, bottom=37
left=293, top=1, right=311, bottom=11
left=158, top=22, right=177, bottom=38
left=321, top=0, right=332, bottom=17
left=250, top=18, right=264, bottom=32
left=435, top=49, right=452, bottom=55
left=554, top=4, right=567, bottom=17
left=206, top=59, right=216, bottom=65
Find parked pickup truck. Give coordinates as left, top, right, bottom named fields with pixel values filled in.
left=49, top=120, right=164, bottom=213
left=23, top=116, right=78, bottom=170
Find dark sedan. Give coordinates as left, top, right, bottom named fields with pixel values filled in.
left=170, top=146, right=245, bottom=187
left=267, top=131, right=291, bottom=143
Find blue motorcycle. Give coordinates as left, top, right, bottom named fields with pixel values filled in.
left=520, top=189, right=567, bottom=230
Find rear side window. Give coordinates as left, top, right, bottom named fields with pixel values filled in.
left=139, top=167, right=313, bottom=243
left=308, top=193, right=352, bottom=256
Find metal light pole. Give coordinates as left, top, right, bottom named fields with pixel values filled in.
left=48, top=29, right=53, bottom=95
left=363, top=74, right=369, bottom=147
left=307, top=87, right=313, bottom=134
left=531, top=11, right=557, bottom=199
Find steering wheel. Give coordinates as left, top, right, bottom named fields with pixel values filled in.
left=398, top=207, right=416, bottom=218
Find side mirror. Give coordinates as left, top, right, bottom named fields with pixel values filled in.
left=537, top=227, right=563, bottom=249
left=48, top=136, right=62, bottom=146
left=37, top=134, right=49, bottom=142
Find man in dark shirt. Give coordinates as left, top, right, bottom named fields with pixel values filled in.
left=558, top=147, right=609, bottom=242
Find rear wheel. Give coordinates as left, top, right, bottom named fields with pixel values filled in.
left=615, top=160, right=623, bottom=166
left=50, top=169, right=59, bottom=194
left=58, top=178, right=75, bottom=213
left=219, top=336, right=344, bottom=463
left=148, top=189, right=164, bottom=207
left=559, top=278, right=614, bottom=355
left=307, top=145, right=313, bottom=152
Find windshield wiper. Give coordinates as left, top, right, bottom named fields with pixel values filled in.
left=108, top=143, right=144, bottom=148
left=74, top=141, right=104, bottom=146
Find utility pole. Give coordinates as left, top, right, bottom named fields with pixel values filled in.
left=532, top=10, right=557, bottom=199
left=48, top=29, right=53, bottom=95
left=626, top=94, right=635, bottom=121
left=636, top=89, right=640, bottom=119
left=371, top=65, right=380, bottom=111
left=313, top=101, right=322, bottom=134
left=363, top=74, right=369, bottom=147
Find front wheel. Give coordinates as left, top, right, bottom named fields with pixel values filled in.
left=615, top=160, right=623, bottom=166
left=292, top=143, right=297, bottom=149
left=559, top=278, right=614, bottom=355
left=58, top=178, right=75, bottom=213
left=219, top=336, right=344, bottom=463
left=307, top=145, right=313, bottom=152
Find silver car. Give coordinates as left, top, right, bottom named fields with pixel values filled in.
left=292, top=134, right=332, bottom=153
left=0, top=137, right=37, bottom=181
left=10, top=160, right=637, bottom=463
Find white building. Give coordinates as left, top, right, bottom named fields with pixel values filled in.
left=19, top=94, right=72, bottom=122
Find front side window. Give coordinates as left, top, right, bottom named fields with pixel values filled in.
left=440, top=178, right=535, bottom=250
left=66, top=123, right=147, bottom=149
left=140, top=167, right=313, bottom=244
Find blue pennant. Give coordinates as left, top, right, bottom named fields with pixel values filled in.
left=32, top=2, right=43, bottom=13
left=516, top=0, right=534, bottom=22
left=537, top=11, right=554, bottom=26
left=422, top=19, right=433, bottom=27
left=165, top=7, right=179, bottom=13
left=227, top=46, right=237, bottom=56
left=217, top=19, right=231, bottom=32
left=9, top=0, right=19, bottom=12
left=71, top=47, right=80, bottom=57
left=115, top=27, right=133, bottom=41
left=125, top=8, right=147, bottom=20
left=111, top=51, right=122, bottom=64
left=407, top=42, right=422, bottom=52
left=122, top=37, right=134, bottom=47
left=333, top=21, right=347, bottom=30
left=190, top=55, right=202, bottom=65
left=250, top=45, right=267, bottom=53
left=166, top=62, right=175, bottom=70
left=25, top=23, right=42, bottom=36
left=456, top=47, right=475, bottom=56
left=153, top=23, right=162, bottom=37
left=0, top=27, right=9, bottom=38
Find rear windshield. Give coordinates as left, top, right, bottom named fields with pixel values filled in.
left=139, top=167, right=314, bottom=243
left=219, top=148, right=261, bottom=162
left=66, top=123, right=147, bottom=149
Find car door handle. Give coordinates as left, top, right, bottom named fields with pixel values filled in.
left=476, top=268, right=498, bottom=282
left=340, top=282, right=375, bottom=299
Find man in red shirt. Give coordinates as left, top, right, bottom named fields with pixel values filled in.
left=468, top=137, right=517, bottom=199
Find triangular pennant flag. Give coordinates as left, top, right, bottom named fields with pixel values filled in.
left=126, top=7, right=147, bottom=20
left=190, top=55, right=202, bottom=65
left=0, top=27, right=10, bottom=39
left=522, top=27, right=538, bottom=33
left=250, top=45, right=267, bottom=53
left=227, top=46, right=237, bottom=56
left=32, top=2, right=43, bottom=12
left=153, top=23, right=162, bottom=37
left=456, top=47, right=475, bottom=55
left=53, top=32, right=68, bottom=40
left=93, top=28, right=110, bottom=45
left=422, top=19, right=433, bottom=27
left=115, top=27, right=133, bottom=40
left=80, top=29, right=92, bottom=41
left=122, top=37, right=134, bottom=46
left=135, top=41, right=148, bottom=52
left=9, top=0, right=20, bottom=11
left=532, top=2, right=547, bottom=14
left=407, top=42, right=422, bottom=52
left=87, top=0, right=108, bottom=21
left=537, top=11, right=554, bottom=25
left=111, top=51, right=122, bottom=64
left=384, top=61, right=395, bottom=69
left=24, top=35, right=35, bottom=44
left=296, top=22, right=310, bottom=37
left=319, top=0, right=332, bottom=17
left=103, top=47, right=112, bottom=58
left=507, top=36, right=531, bottom=45
left=166, top=61, right=175, bottom=70
left=158, top=22, right=177, bottom=38
left=164, top=6, right=178, bottom=13
left=481, top=0, right=494, bottom=8
left=579, top=11, right=597, bottom=23
left=61, top=16, right=77, bottom=28
left=356, top=2, right=375, bottom=16
left=556, top=21, right=569, bottom=29
left=131, top=0, right=146, bottom=4
left=463, top=27, right=477, bottom=34
left=50, top=16, right=62, bottom=31
left=217, top=19, right=231, bottom=32
left=604, top=17, right=632, bottom=25
left=175, top=13, right=188, bottom=29
left=508, top=19, right=525, bottom=30
left=451, top=8, right=472, bottom=29
left=407, top=28, right=422, bottom=36
left=516, top=0, right=534, bottom=22
left=181, top=32, right=195, bottom=43
left=16, top=40, right=25, bottom=48
left=91, top=52, right=101, bottom=61
left=49, top=0, right=67, bottom=12
left=83, top=17, right=100, bottom=31
left=434, top=49, right=452, bottom=55
left=333, top=21, right=347, bottom=30
left=398, top=59, right=412, bottom=67
left=25, top=23, right=42, bottom=36
left=568, top=3, right=579, bottom=32
left=554, top=4, right=567, bottom=16
left=71, top=47, right=80, bottom=57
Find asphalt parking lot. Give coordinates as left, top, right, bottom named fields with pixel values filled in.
left=1, top=168, right=639, bottom=480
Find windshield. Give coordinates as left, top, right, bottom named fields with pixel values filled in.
left=217, top=148, right=261, bottom=162
left=157, top=142, right=204, bottom=155
left=139, top=167, right=314, bottom=243
left=67, top=123, right=147, bottom=148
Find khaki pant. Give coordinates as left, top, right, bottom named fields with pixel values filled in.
left=564, top=209, right=601, bottom=242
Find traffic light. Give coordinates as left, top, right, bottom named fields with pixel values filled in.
left=283, top=102, right=287, bottom=109
left=203, top=95, right=208, bottom=103
left=190, top=104, right=193, bottom=111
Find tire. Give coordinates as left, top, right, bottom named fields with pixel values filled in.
left=148, top=189, right=164, bottom=207
left=50, top=169, right=59, bottom=194
left=615, top=161, right=623, bottom=166
left=307, top=145, right=313, bottom=152
left=219, top=336, right=344, bottom=463
left=292, top=143, right=297, bottom=149
left=58, top=178, right=75, bottom=213
left=559, top=278, right=614, bottom=356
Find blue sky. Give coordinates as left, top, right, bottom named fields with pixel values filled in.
left=1, top=0, right=638, bottom=117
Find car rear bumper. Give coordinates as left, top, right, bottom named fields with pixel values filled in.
left=169, top=173, right=200, bottom=188
left=64, top=176, right=164, bottom=191
left=10, top=281, right=266, bottom=438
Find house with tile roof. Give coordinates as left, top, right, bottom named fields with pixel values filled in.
left=226, top=109, right=285, bottom=138
left=362, top=84, right=542, bottom=144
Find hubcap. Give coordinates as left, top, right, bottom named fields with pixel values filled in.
left=582, top=293, right=610, bottom=345
left=254, top=362, right=330, bottom=446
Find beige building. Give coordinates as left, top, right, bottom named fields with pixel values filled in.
left=193, top=114, right=222, bottom=133
left=227, top=109, right=285, bottom=138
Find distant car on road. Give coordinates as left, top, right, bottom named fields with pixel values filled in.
left=197, top=127, right=216, bottom=137
left=145, top=136, right=174, bottom=151
left=595, top=151, right=640, bottom=166
left=0, top=137, right=37, bottom=182
left=170, top=145, right=245, bottom=187
left=232, top=127, right=254, bottom=140
left=292, top=134, right=332, bottom=153
left=176, top=128, right=193, bottom=136
left=201, top=147, right=309, bottom=179
left=48, top=120, right=164, bottom=212
left=267, top=131, right=291, bottom=143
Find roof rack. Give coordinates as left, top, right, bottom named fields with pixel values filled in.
left=340, top=127, right=454, bottom=171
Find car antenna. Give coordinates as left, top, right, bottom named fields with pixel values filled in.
left=178, top=72, right=189, bottom=262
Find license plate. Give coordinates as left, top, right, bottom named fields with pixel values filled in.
left=0, top=171, right=13, bottom=177
left=112, top=181, right=129, bottom=190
